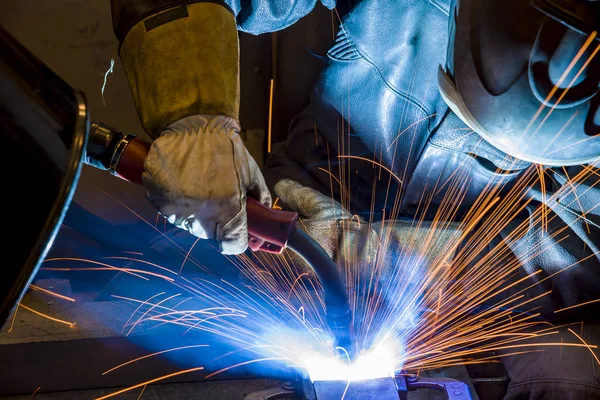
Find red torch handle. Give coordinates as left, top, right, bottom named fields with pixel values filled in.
left=111, top=135, right=298, bottom=254
left=113, top=136, right=151, bottom=185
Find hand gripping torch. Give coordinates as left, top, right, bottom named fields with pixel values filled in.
left=85, top=122, right=353, bottom=354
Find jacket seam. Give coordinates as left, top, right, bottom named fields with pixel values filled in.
left=336, top=23, right=434, bottom=118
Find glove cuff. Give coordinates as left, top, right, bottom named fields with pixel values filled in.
left=119, top=2, right=240, bottom=139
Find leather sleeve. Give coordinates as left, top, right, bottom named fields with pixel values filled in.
left=111, top=0, right=337, bottom=41
left=117, top=2, right=240, bottom=138
left=111, top=0, right=233, bottom=42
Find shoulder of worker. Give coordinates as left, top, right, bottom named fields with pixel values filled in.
left=110, top=0, right=337, bottom=42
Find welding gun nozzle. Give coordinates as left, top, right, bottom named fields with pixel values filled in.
left=327, top=306, right=354, bottom=359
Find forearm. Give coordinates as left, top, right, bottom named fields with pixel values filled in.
left=111, top=0, right=335, bottom=36
left=111, top=0, right=240, bottom=138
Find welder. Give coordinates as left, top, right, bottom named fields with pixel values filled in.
left=109, top=0, right=599, bottom=398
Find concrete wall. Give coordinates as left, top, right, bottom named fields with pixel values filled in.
left=0, top=0, right=272, bottom=162
left=2, top=0, right=148, bottom=139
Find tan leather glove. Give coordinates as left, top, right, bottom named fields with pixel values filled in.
left=273, top=179, right=462, bottom=279
left=118, top=3, right=271, bottom=253
left=143, top=115, right=270, bottom=254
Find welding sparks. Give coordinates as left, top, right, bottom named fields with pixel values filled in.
left=30, top=386, right=41, bottom=399
left=38, top=32, right=600, bottom=392
left=268, top=78, right=274, bottom=153
left=102, top=344, right=209, bottom=375
left=568, top=328, right=600, bottom=366
left=29, top=284, right=75, bottom=302
left=555, top=298, right=600, bottom=314
left=95, top=367, right=204, bottom=400
left=56, top=155, right=597, bottom=386
left=18, top=304, right=75, bottom=328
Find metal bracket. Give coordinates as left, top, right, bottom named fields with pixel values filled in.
left=313, top=377, right=399, bottom=400
left=311, top=376, right=473, bottom=400
left=243, top=382, right=296, bottom=400
left=402, top=375, right=472, bottom=400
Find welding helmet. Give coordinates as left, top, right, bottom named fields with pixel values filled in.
left=439, top=0, right=600, bottom=166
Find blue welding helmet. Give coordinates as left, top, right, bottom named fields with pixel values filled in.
left=439, top=0, right=600, bottom=166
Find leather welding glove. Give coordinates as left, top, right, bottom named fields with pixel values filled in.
left=114, top=2, right=271, bottom=254
left=273, top=179, right=464, bottom=347
left=273, top=179, right=463, bottom=342
left=273, top=179, right=462, bottom=282
left=143, top=115, right=271, bottom=255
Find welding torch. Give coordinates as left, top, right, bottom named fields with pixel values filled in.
left=85, top=122, right=353, bottom=355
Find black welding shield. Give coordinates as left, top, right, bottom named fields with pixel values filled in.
left=0, top=27, right=88, bottom=326
left=439, top=0, right=600, bottom=166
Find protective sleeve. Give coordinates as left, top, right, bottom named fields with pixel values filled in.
left=111, top=0, right=336, bottom=41
left=228, top=0, right=337, bottom=35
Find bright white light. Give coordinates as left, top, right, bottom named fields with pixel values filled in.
left=301, top=341, right=396, bottom=382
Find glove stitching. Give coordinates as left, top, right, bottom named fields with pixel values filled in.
left=218, top=132, right=246, bottom=239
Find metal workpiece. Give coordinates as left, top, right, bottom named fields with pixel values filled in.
left=243, top=381, right=297, bottom=400
left=313, top=377, right=399, bottom=400
left=399, top=375, right=473, bottom=400
left=312, top=376, right=472, bottom=400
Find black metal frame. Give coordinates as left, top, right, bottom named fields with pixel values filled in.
left=0, top=26, right=88, bottom=326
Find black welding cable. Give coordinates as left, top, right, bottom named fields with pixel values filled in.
left=286, top=228, right=353, bottom=355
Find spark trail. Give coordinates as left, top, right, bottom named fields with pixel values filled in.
left=26, top=34, right=600, bottom=392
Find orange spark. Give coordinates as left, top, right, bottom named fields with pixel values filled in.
left=29, top=284, right=75, bottom=302
left=568, top=328, right=600, bottom=365
left=43, top=258, right=175, bottom=282
left=268, top=79, right=274, bottom=153
left=8, top=300, right=20, bottom=333
left=19, top=304, right=75, bottom=327
left=103, top=344, right=209, bottom=375
left=95, top=367, right=204, bottom=400
left=204, top=357, right=287, bottom=379
left=555, top=299, right=600, bottom=314
left=136, top=385, right=147, bottom=400
left=180, top=237, right=201, bottom=276
left=526, top=31, right=597, bottom=130
left=338, top=156, right=403, bottom=184
left=318, top=167, right=346, bottom=194
left=387, top=114, right=437, bottom=150
left=534, top=42, right=600, bottom=136
left=103, top=257, right=177, bottom=276
left=30, top=386, right=41, bottom=399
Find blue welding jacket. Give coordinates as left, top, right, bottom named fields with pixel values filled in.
left=246, top=0, right=530, bottom=220
left=108, top=0, right=600, bottom=324
left=253, top=0, right=600, bottom=328
left=110, top=0, right=521, bottom=217
left=226, top=0, right=338, bottom=34
left=231, top=0, right=452, bottom=184
left=313, top=0, right=452, bottom=186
